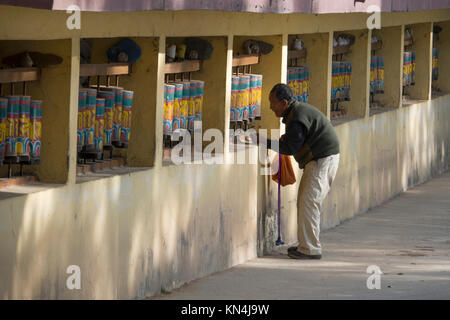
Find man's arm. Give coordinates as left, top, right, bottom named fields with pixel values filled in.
left=266, top=121, right=307, bottom=155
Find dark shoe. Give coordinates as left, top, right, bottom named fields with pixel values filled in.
left=287, top=246, right=298, bottom=253
left=288, top=250, right=322, bottom=260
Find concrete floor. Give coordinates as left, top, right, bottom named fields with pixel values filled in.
left=151, top=171, right=450, bottom=300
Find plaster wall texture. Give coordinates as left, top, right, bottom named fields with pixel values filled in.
left=1, top=6, right=450, bottom=41
left=2, top=0, right=450, bottom=14
left=0, top=147, right=260, bottom=299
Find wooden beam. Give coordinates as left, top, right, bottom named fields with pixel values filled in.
left=404, top=39, right=414, bottom=47
left=165, top=60, right=201, bottom=74
left=79, top=63, right=131, bottom=77
left=232, top=55, right=259, bottom=67
left=333, top=45, right=352, bottom=55
left=288, top=48, right=307, bottom=60
left=0, top=67, right=40, bottom=84
left=371, top=40, right=383, bottom=52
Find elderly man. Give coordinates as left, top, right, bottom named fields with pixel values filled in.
left=264, top=83, right=340, bottom=260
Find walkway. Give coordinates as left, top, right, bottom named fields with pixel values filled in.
left=152, top=171, right=450, bottom=299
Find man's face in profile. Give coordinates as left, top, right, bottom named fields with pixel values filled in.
left=269, top=91, right=288, bottom=118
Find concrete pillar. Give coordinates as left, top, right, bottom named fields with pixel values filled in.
left=280, top=33, right=289, bottom=135
left=372, top=26, right=403, bottom=109
left=404, top=23, right=433, bottom=101
left=154, top=35, right=166, bottom=169
left=126, top=38, right=159, bottom=167
left=338, top=29, right=370, bottom=118
left=293, top=32, right=333, bottom=117
left=67, top=37, right=81, bottom=184
left=223, top=34, right=233, bottom=158
left=196, top=36, right=229, bottom=147
left=281, top=34, right=288, bottom=85
left=433, top=20, right=450, bottom=94
left=39, top=40, right=73, bottom=183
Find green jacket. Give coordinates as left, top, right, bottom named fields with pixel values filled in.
left=285, top=101, right=340, bottom=168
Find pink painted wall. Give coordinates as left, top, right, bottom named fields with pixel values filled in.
left=1, top=0, right=449, bottom=13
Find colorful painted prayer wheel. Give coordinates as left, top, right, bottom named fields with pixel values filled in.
left=339, top=63, right=344, bottom=100
left=404, top=52, right=410, bottom=86
left=402, top=52, right=407, bottom=87
left=345, top=63, right=352, bottom=100
left=164, top=84, right=175, bottom=135
left=194, top=80, right=204, bottom=122
left=29, top=100, right=42, bottom=160
left=94, top=86, right=124, bottom=144
left=231, top=76, right=240, bottom=121
left=98, top=91, right=114, bottom=147
left=84, top=88, right=97, bottom=150
left=16, top=96, right=31, bottom=157
left=304, top=67, right=310, bottom=102
left=377, top=57, right=384, bottom=93
left=249, top=75, right=258, bottom=120
left=78, top=89, right=87, bottom=149
left=241, top=75, right=251, bottom=121
left=405, top=52, right=412, bottom=86
left=300, top=67, right=306, bottom=102
left=297, top=68, right=302, bottom=102
left=236, top=77, right=244, bottom=122
left=120, top=90, right=133, bottom=146
left=287, top=68, right=296, bottom=102
left=187, top=81, right=196, bottom=131
left=297, top=67, right=303, bottom=102
left=333, top=63, right=338, bottom=101
left=180, top=82, right=190, bottom=129
left=5, top=96, right=20, bottom=157
left=331, top=63, right=337, bottom=101
left=342, top=63, right=345, bottom=99
left=172, top=83, right=183, bottom=131
left=432, top=48, right=439, bottom=81
left=0, top=98, right=7, bottom=162
left=94, top=98, right=105, bottom=154
left=254, top=74, right=263, bottom=118
left=112, top=88, right=124, bottom=143
left=370, top=57, right=376, bottom=94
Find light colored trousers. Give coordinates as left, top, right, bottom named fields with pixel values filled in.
left=296, top=153, right=340, bottom=255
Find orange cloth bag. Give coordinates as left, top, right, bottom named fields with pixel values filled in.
left=272, top=154, right=296, bottom=186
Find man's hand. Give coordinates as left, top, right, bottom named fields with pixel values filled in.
left=250, top=131, right=268, bottom=145
left=249, top=131, right=259, bottom=144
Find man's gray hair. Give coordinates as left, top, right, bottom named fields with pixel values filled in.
left=270, top=83, right=295, bottom=104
